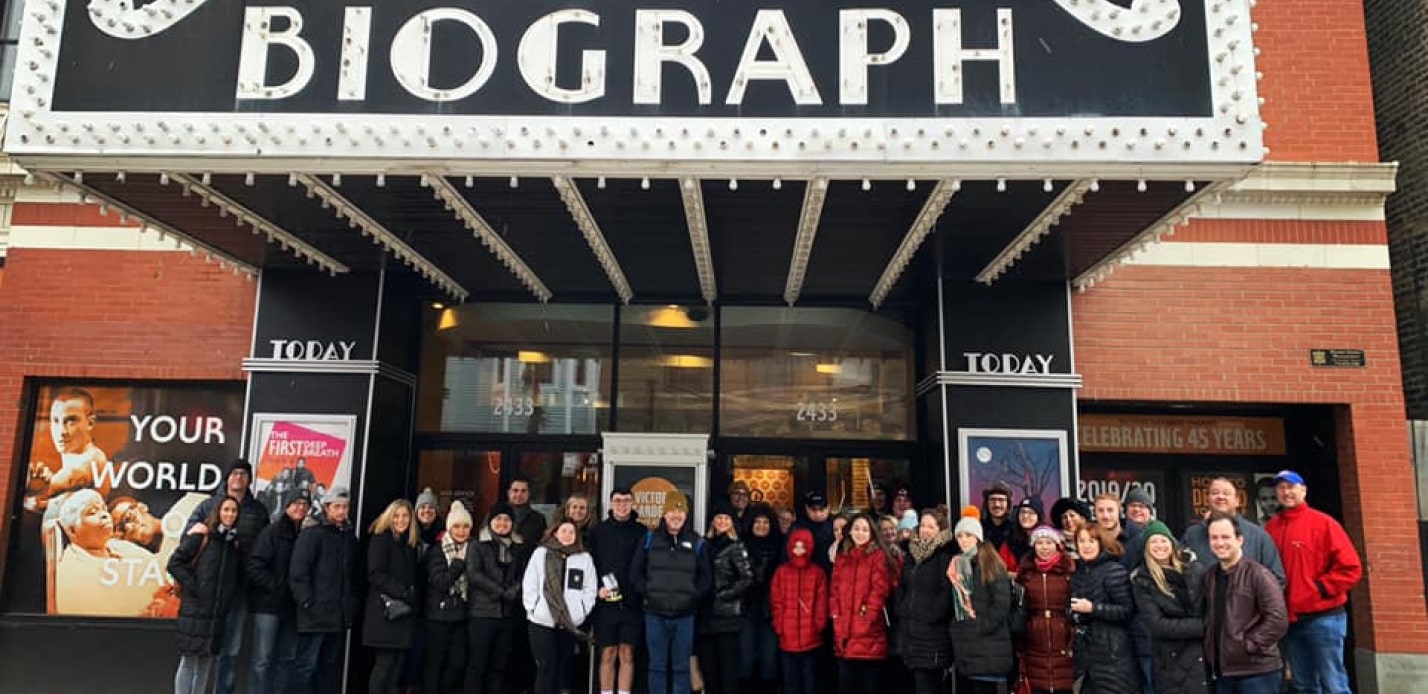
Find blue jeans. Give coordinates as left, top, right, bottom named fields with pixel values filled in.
left=294, top=632, right=342, bottom=694
left=1282, top=610, right=1352, bottom=694
left=213, top=591, right=250, bottom=694
left=1138, top=654, right=1155, bottom=694
left=739, top=616, right=779, bottom=682
left=250, top=612, right=298, bottom=694
left=174, top=654, right=214, bottom=694
left=1215, top=670, right=1283, bottom=694
left=644, top=614, right=695, bottom=694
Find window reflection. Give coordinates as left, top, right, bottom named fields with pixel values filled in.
left=415, top=449, right=503, bottom=522
left=517, top=450, right=602, bottom=521
left=720, top=307, right=913, bottom=440
left=417, top=304, right=612, bottom=434
left=617, top=305, right=714, bottom=433
left=825, top=457, right=911, bottom=515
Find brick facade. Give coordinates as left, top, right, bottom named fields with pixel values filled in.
left=0, top=246, right=255, bottom=576
left=1074, top=256, right=1426, bottom=654
left=1365, top=0, right=1428, bottom=419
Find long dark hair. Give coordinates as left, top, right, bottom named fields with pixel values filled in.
left=204, top=495, right=241, bottom=532
left=544, top=519, right=587, bottom=553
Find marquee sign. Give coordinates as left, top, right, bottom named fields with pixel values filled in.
left=5, top=0, right=1264, bottom=168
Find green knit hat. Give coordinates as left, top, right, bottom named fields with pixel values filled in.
left=1144, top=520, right=1174, bottom=543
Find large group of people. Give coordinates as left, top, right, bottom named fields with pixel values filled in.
left=165, top=463, right=1364, bottom=694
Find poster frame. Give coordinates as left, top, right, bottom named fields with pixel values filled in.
left=957, top=427, right=1071, bottom=513
left=245, top=412, right=358, bottom=516
left=599, top=433, right=709, bottom=531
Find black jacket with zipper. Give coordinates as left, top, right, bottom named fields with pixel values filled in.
left=424, top=540, right=468, bottom=623
left=169, top=528, right=243, bottom=655
left=467, top=528, right=530, bottom=620
left=1071, top=553, right=1141, bottom=694
left=246, top=515, right=301, bottom=615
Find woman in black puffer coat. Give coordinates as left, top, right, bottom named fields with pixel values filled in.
left=897, top=509, right=956, bottom=694
left=1069, top=525, right=1140, bottom=694
left=363, top=499, right=422, bottom=694
left=699, top=505, right=755, bottom=694
left=1131, top=521, right=1209, bottom=694
left=169, top=495, right=244, bottom=694
left=946, top=511, right=1014, bottom=694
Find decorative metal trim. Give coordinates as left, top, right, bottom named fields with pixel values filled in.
left=421, top=173, right=552, bottom=302
left=1074, top=179, right=1233, bottom=291
left=551, top=175, right=633, bottom=303
left=870, top=179, right=959, bottom=308
left=916, top=370, right=1084, bottom=395
left=976, top=178, right=1095, bottom=284
left=783, top=177, right=828, bottom=306
left=679, top=177, right=717, bottom=304
left=240, top=357, right=418, bottom=386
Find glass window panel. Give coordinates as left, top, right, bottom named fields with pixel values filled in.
left=417, top=303, right=612, bottom=434
left=731, top=454, right=804, bottom=515
left=517, top=450, right=602, bottom=521
left=415, top=449, right=503, bottom=522
left=720, top=307, right=913, bottom=440
left=617, top=305, right=714, bottom=433
left=825, top=457, right=911, bottom=516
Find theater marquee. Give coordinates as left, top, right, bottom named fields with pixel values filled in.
left=5, top=0, right=1264, bottom=169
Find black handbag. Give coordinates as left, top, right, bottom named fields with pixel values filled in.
left=380, top=593, right=412, bottom=621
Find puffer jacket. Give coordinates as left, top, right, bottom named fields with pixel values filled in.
left=770, top=528, right=828, bottom=653
left=467, top=527, right=530, bottom=620
left=289, top=519, right=360, bottom=634
left=169, top=528, right=243, bottom=655
left=701, top=534, right=754, bottom=634
left=742, top=521, right=783, bottom=624
left=830, top=542, right=893, bottom=661
left=1016, top=552, right=1076, bottom=692
left=947, top=557, right=1014, bottom=679
left=424, top=538, right=469, bottom=622
left=362, top=531, right=420, bottom=649
left=1132, top=557, right=1209, bottom=694
left=1071, top=553, right=1140, bottom=694
left=897, top=531, right=955, bottom=671
left=246, top=515, right=302, bottom=615
left=629, top=520, right=712, bottom=618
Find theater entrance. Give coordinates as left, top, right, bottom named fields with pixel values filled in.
left=717, top=442, right=918, bottom=521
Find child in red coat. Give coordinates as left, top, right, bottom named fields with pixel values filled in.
left=770, top=528, right=828, bottom=694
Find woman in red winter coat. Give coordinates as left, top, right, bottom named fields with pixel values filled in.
left=1016, top=525, right=1076, bottom=694
left=830, top=513, right=894, bottom=694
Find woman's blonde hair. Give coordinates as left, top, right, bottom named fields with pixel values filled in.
left=1142, top=536, right=1189, bottom=597
left=556, top=492, right=595, bottom=532
left=708, top=511, right=740, bottom=541
left=369, top=499, right=420, bottom=548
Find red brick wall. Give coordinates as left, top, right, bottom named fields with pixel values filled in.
left=1256, top=0, right=1380, bottom=161
left=0, top=247, right=255, bottom=578
left=1074, top=260, right=1424, bottom=653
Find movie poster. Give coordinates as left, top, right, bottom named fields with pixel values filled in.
left=959, top=428, right=1070, bottom=516
left=247, top=413, right=357, bottom=524
left=611, top=465, right=699, bottom=531
left=1187, top=472, right=1251, bottom=520
left=9, top=382, right=244, bottom=618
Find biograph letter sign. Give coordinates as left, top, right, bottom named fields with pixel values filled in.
left=6, top=0, right=1263, bottom=165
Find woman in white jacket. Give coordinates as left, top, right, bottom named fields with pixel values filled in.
left=522, top=518, right=598, bottom=694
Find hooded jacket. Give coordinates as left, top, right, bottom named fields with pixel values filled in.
left=1263, top=503, right=1362, bottom=620
left=170, top=527, right=243, bottom=655
left=246, top=513, right=303, bottom=614
left=769, top=529, right=828, bottom=653
left=288, top=517, right=360, bottom=634
left=830, top=542, right=893, bottom=660
left=590, top=509, right=647, bottom=609
left=467, top=525, right=531, bottom=619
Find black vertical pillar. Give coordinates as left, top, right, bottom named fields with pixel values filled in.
left=932, top=279, right=1080, bottom=511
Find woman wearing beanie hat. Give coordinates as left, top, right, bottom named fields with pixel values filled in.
left=1049, top=498, right=1092, bottom=543
left=1008, top=497, right=1044, bottom=567
left=1015, top=526, right=1076, bottom=694
left=947, top=507, right=1014, bottom=694
left=1069, top=525, right=1139, bottom=694
left=415, top=488, right=445, bottom=548
left=466, top=502, right=530, bottom=694
left=896, top=509, right=919, bottom=542
left=1130, top=522, right=1208, bottom=694
left=423, top=500, right=472, bottom=694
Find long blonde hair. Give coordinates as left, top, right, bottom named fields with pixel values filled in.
left=369, top=499, right=420, bottom=548
left=1142, top=538, right=1189, bottom=597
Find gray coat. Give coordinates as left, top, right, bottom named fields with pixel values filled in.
left=1180, top=514, right=1284, bottom=585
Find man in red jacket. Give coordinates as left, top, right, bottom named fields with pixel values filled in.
left=1263, top=470, right=1362, bottom=694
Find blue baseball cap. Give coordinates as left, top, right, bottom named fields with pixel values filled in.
left=1274, top=470, right=1306, bottom=486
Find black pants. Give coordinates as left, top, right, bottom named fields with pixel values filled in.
left=838, top=659, right=882, bottom=694
left=369, top=649, right=406, bottom=694
left=911, top=668, right=945, bottom=694
left=961, top=680, right=1000, bottom=694
left=698, top=632, right=741, bottom=694
left=528, top=624, right=575, bottom=694
left=467, top=617, right=514, bottom=694
left=426, top=619, right=468, bottom=694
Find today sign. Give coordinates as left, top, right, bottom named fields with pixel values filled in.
left=963, top=351, right=1055, bottom=375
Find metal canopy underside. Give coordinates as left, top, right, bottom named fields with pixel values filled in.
left=62, top=170, right=1211, bottom=306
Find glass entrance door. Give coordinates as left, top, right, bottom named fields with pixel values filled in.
left=724, top=451, right=911, bottom=518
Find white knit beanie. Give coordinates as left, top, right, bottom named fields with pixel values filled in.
left=446, top=500, right=473, bottom=528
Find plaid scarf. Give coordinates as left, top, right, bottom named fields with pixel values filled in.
left=441, top=533, right=468, bottom=601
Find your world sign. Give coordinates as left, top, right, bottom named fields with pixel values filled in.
left=53, top=0, right=1213, bottom=118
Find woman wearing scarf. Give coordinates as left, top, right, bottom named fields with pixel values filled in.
left=947, top=507, right=1015, bottom=694
left=423, top=500, right=472, bottom=694
left=466, top=503, right=530, bottom=694
left=740, top=504, right=784, bottom=694
left=1016, top=525, right=1076, bottom=694
left=895, top=508, right=956, bottom=694
left=363, top=499, right=421, bottom=694
left=830, top=513, right=894, bottom=694
left=522, top=519, right=598, bottom=694
left=1069, top=525, right=1139, bottom=694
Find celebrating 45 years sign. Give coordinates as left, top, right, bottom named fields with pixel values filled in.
left=9, top=382, right=244, bottom=618
left=5, top=0, right=1263, bottom=164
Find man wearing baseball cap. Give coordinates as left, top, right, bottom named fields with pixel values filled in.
left=1263, top=470, right=1362, bottom=694
left=727, top=480, right=753, bottom=531
left=791, top=491, right=835, bottom=573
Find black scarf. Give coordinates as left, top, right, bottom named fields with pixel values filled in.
left=542, top=540, right=579, bottom=634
